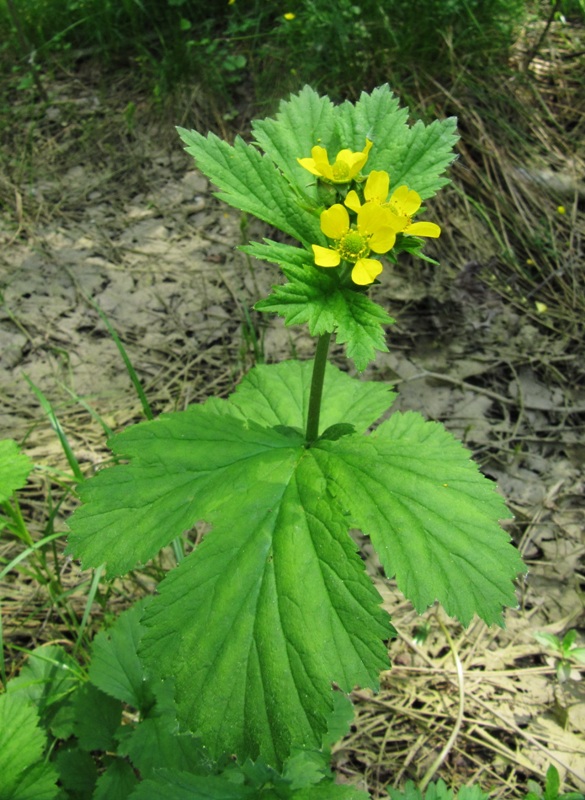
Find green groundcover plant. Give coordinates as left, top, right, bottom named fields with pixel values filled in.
left=2, top=86, right=530, bottom=798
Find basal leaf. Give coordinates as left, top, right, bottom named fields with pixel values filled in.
left=140, top=442, right=391, bottom=765
left=176, top=128, right=322, bottom=247
left=88, top=599, right=152, bottom=709
left=6, top=645, right=81, bottom=736
left=0, top=693, right=59, bottom=800
left=117, top=679, right=206, bottom=778
left=73, top=683, right=121, bottom=752
left=0, top=438, right=34, bottom=502
left=54, top=746, right=98, bottom=796
left=313, top=411, right=525, bottom=626
left=92, top=758, right=139, bottom=800
left=129, top=769, right=256, bottom=800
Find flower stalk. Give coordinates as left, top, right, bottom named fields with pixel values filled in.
left=305, top=332, right=332, bottom=446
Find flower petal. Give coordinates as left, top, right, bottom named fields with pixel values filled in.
left=311, top=146, right=333, bottom=180
left=387, top=211, right=409, bottom=233
left=406, top=221, right=441, bottom=238
left=344, top=190, right=362, bottom=214
left=297, top=157, right=321, bottom=177
left=390, top=185, right=421, bottom=217
left=364, top=170, right=390, bottom=204
left=320, top=204, right=349, bottom=239
left=356, top=202, right=388, bottom=236
left=312, top=244, right=340, bottom=267
left=369, top=227, right=396, bottom=253
left=352, top=258, right=383, bottom=285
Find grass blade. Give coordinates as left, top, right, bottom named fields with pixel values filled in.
left=86, top=297, right=154, bottom=421
left=23, top=374, right=84, bottom=483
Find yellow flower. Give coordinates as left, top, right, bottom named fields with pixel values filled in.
left=312, top=202, right=397, bottom=285
left=298, top=140, right=373, bottom=184
left=557, top=205, right=566, bottom=215
left=346, top=171, right=441, bottom=239
left=535, top=301, right=548, bottom=314
left=283, top=12, right=295, bottom=20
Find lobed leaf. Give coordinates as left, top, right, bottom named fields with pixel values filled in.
left=249, top=240, right=393, bottom=371
left=230, top=359, right=394, bottom=434
left=139, top=443, right=391, bottom=765
left=67, top=361, right=523, bottom=768
left=252, top=84, right=336, bottom=199
left=177, top=128, right=322, bottom=247
left=336, top=85, right=458, bottom=199
left=313, top=411, right=525, bottom=626
left=0, top=692, right=59, bottom=799
left=89, top=598, right=152, bottom=709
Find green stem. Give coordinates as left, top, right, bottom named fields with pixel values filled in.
left=305, top=333, right=332, bottom=446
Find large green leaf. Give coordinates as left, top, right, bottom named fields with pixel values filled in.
left=313, top=411, right=525, bottom=626
left=67, top=363, right=393, bottom=574
left=139, top=443, right=391, bottom=764
left=0, top=693, right=59, bottom=800
left=67, top=362, right=523, bottom=767
left=249, top=241, right=393, bottom=371
left=0, top=439, right=33, bottom=502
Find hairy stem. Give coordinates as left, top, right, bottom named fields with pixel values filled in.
left=305, top=332, right=332, bottom=446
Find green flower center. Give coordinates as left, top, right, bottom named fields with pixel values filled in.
left=337, top=230, right=370, bottom=263
left=332, top=161, right=350, bottom=181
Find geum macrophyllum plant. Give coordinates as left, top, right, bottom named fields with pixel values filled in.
left=67, top=86, right=526, bottom=771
